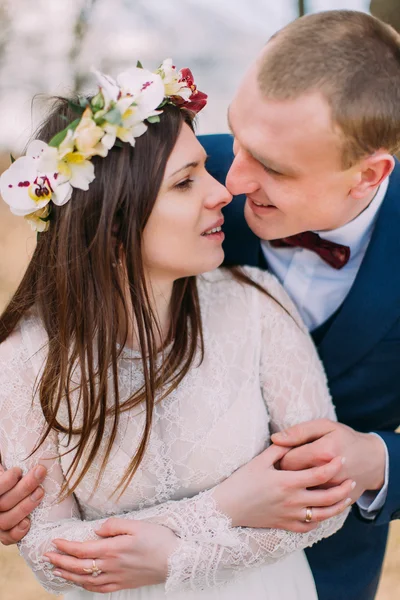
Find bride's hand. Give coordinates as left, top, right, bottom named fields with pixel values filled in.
left=213, top=443, right=353, bottom=533
left=44, top=519, right=179, bottom=593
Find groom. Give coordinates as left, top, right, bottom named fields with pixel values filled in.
left=198, top=10, right=400, bottom=600
left=0, top=9, right=399, bottom=600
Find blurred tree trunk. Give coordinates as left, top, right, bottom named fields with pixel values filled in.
left=298, top=0, right=306, bottom=17
left=370, top=0, right=400, bottom=33
left=0, top=4, right=11, bottom=66
left=370, top=0, right=400, bottom=160
left=70, top=0, right=99, bottom=94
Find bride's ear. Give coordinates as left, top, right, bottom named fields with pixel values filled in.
left=349, top=152, right=394, bottom=200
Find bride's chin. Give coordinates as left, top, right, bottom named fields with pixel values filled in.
left=184, top=249, right=225, bottom=278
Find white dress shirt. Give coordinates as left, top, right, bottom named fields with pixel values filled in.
left=261, top=178, right=390, bottom=518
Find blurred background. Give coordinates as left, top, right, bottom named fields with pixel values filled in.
left=0, top=0, right=399, bottom=598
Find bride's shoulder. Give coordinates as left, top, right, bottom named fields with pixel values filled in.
left=0, top=310, right=47, bottom=370
left=198, top=267, right=304, bottom=327
left=198, top=266, right=283, bottom=300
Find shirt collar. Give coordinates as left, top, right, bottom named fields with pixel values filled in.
left=315, top=177, right=389, bottom=257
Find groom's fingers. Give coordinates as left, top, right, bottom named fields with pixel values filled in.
left=0, top=466, right=46, bottom=512
left=280, top=438, right=333, bottom=471
left=258, top=443, right=292, bottom=467
left=0, top=520, right=31, bottom=546
left=288, top=456, right=344, bottom=489
left=0, top=467, right=23, bottom=498
left=303, top=478, right=355, bottom=507
left=271, top=419, right=336, bottom=447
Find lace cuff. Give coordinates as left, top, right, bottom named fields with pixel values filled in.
left=165, top=499, right=349, bottom=593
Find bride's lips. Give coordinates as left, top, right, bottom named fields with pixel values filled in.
left=247, top=196, right=278, bottom=216
left=201, top=217, right=225, bottom=241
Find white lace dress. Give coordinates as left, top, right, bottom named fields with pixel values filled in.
left=0, top=267, right=348, bottom=600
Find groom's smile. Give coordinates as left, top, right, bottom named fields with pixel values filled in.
left=246, top=194, right=278, bottom=216
left=225, top=42, right=391, bottom=244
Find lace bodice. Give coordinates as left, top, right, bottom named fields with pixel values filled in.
left=0, top=267, right=348, bottom=595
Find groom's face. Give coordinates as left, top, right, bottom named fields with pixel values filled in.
left=226, top=65, right=361, bottom=240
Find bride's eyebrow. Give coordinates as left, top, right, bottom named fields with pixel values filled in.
left=169, top=154, right=209, bottom=178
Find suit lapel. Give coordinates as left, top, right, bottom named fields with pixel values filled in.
left=317, top=162, right=400, bottom=381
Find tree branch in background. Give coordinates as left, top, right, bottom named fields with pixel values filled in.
left=370, top=0, right=400, bottom=34
left=70, top=0, right=100, bottom=95
left=298, top=0, right=306, bottom=18
left=0, top=4, right=11, bottom=70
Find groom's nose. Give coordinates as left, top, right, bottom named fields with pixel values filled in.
left=226, top=152, right=260, bottom=197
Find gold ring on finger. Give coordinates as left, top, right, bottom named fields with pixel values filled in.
left=304, top=507, right=313, bottom=523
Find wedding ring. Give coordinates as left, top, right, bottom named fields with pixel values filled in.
left=83, top=559, right=103, bottom=577
left=304, top=507, right=313, bottom=523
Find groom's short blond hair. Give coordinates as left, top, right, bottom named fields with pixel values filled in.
left=258, top=10, right=400, bottom=168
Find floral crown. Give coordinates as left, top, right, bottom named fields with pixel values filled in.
left=0, top=59, right=207, bottom=232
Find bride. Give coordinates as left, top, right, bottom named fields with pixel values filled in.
left=0, top=60, right=351, bottom=599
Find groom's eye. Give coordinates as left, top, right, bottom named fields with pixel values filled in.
left=262, top=164, right=281, bottom=176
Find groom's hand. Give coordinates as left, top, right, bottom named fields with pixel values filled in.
left=271, top=420, right=386, bottom=502
left=0, top=464, right=47, bottom=545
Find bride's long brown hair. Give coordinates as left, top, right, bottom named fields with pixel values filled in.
left=0, top=99, right=204, bottom=499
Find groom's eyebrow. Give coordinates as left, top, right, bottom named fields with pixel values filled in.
left=250, top=150, right=295, bottom=176
left=227, top=108, right=296, bottom=176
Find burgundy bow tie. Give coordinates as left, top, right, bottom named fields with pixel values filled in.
left=270, top=231, right=351, bottom=270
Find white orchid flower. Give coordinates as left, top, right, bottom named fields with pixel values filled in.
left=0, top=141, right=71, bottom=217
left=157, top=58, right=192, bottom=100
left=94, top=68, right=164, bottom=148
left=92, top=69, right=121, bottom=110
left=101, top=118, right=148, bottom=149
left=55, top=131, right=95, bottom=190
left=37, top=132, right=96, bottom=192
left=117, top=67, right=165, bottom=121
left=25, top=206, right=51, bottom=232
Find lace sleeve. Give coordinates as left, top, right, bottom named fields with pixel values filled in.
left=256, top=269, right=337, bottom=431
left=0, top=331, right=313, bottom=597
left=155, top=270, right=348, bottom=593
left=0, top=288, right=347, bottom=596
left=0, top=327, right=222, bottom=595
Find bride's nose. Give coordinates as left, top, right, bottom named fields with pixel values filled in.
left=205, top=175, right=233, bottom=209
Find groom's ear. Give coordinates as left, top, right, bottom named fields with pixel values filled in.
left=349, top=152, right=394, bottom=200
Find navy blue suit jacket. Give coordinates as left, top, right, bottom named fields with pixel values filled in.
left=198, top=133, right=400, bottom=600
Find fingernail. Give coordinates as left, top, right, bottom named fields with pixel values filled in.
left=341, top=457, right=347, bottom=465
left=30, top=486, right=44, bottom=502
left=13, top=467, right=23, bottom=480
left=351, top=481, right=357, bottom=490
left=53, top=570, right=63, bottom=578
left=277, top=430, right=288, bottom=439
left=18, top=519, right=30, bottom=531
left=42, top=558, right=54, bottom=567
left=34, top=465, right=46, bottom=481
left=345, top=497, right=352, bottom=506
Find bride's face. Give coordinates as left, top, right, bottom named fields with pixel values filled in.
left=142, top=124, right=232, bottom=281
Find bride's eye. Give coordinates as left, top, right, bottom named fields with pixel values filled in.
left=175, top=178, right=194, bottom=191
